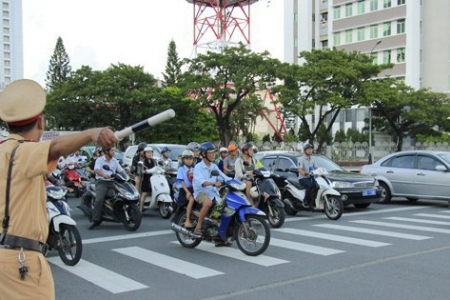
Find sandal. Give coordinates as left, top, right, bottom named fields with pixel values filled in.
left=183, top=224, right=194, bottom=230
left=193, top=228, right=203, bottom=238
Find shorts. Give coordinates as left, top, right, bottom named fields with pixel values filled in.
left=195, top=192, right=211, bottom=204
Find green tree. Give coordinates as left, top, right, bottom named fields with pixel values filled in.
left=46, top=37, right=72, bottom=91
left=362, top=78, right=450, bottom=151
left=162, top=40, right=182, bottom=87
left=273, top=48, right=391, bottom=152
left=183, top=43, right=281, bottom=146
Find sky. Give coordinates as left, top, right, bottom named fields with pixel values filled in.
left=22, top=0, right=284, bottom=87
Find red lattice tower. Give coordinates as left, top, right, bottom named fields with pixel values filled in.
left=185, top=0, right=287, bottom=140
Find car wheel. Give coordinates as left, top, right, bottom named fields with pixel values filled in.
left=354, top=203, right=371, bottom=209
left=377, top=182, right=392, bottom=204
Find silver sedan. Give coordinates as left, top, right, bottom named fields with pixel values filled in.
left=360, top=150, right=450, bottom=203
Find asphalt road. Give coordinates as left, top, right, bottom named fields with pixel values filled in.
left=50, top=197, right=450, bottom=300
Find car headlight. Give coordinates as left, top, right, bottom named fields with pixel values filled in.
left=332, top=181, right=354, bottom=188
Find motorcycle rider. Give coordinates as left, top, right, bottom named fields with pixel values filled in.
left=234, top=143, right=258, bottom=207
left=89, top=147, right=124, bottom=229
left=187, top=142, right=202, bottom=165
left=177, top=150, right=195, bottom=229
left=215, top=147, right=229, bottom=172
left=223, top=144, right=238, bottom=175
left=139, top=146, right=157, bottom=213
left=158, top=146, right=172, bottom=168
left=193, top=142, right=232, bottom=246
left=132, top=142, right=147, bottom=190
left=297, top=143, right=318, bottom=208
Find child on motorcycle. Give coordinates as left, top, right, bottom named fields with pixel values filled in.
left=234, top=143, right=258, bottom=207
left=176, top=150, right=195, bottom=229
left=139, top=146, right=157, bottom=213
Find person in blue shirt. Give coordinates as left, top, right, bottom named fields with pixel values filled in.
left=177, top=150, right=195, bottom=229
left=193, top=142, right=231, bottom=244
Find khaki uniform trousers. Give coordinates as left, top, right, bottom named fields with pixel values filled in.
left=0, top=249, right=54, bottom=300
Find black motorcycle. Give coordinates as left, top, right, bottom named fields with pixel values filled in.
left=77, top=166, right=142, bottom=231
left=251, top=168, right=286, bottom=228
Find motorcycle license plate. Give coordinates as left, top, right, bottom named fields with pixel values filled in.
left=362, top=189, right=376, bottom=196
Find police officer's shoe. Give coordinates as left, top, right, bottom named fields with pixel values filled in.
left=88, top=221, right=100, bottom=230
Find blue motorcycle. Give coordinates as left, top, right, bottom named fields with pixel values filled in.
left=171, top=171, right=271, bottom=256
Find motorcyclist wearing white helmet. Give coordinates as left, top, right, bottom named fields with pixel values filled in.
left=298, top=143, right=318, bottom=208
left=177, top=150, right=195, bottom=229
left=139, top=146, right=157, bottom=213
left=215, top=147, right=229, bottom=172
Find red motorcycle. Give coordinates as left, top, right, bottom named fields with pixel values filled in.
left=62, top=163, right=82, bottom=198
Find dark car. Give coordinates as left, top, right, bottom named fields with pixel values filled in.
left=258, top=151, right=381, bottom=208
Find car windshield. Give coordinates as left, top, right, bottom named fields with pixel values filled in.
left=313, top=156, right=347, bottom=173
left=437, top=152, right=450, bottom=164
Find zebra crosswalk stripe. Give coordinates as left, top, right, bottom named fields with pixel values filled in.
left=171, top=241, right=290, bottom=266
left=386, top=217, right=450, bottom=226
left=414, top=213, right=450, bottom=220
left=314, top=224, right=431, bottom=240
left=351, top=220, right=450, bottom=234
left=48, top=257, right=148, bottom=294
left=113, top=246, right=224, bottom=279
left=275, top=228, right=391, bottom=247
left=269, top=238, right=344, bottom=255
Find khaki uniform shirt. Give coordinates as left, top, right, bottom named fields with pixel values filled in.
left=0, top=134, right=58, bottom=243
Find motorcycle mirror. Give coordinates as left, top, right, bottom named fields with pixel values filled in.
left=211, top=170, right=219, bottom=176
left=102, top=165, right=111, bottom=171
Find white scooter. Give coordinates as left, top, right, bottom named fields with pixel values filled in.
left=282, top=167, right=344, bottom=220
left=45, top=182, right=82, bottom=266
left=139, top=161, right=174, bottom=219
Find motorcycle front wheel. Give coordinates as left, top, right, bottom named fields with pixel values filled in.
left=267, top=202, right=285, bottom=228
left=159, top=202, right=172, bottom=219
left=324, top=196, right=344, bottom=220
left=57, top=224, right=82, bottom=266
left=174, top=211, right=201, bottom=248
left=234, top=215, right=270, bottom=256
left=121, top=205, right=142, bottom=231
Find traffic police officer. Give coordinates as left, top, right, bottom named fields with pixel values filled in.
left=0, top=79, right=117, bottom=299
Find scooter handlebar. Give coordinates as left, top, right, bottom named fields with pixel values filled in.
left=114, top=109, right=176, bottom=141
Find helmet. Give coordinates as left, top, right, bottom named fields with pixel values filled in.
left=187, top=142, right=200, bottom=152
left=241, top=143, right=253, bottom=153
left=144, top=146, right=153, bottom=153
left=137, top=142, right=147, bottom=152
left=182, top=150, right=194, bottom=158
left=250, top=186, right=259, bottom=199
left=219, top=147, right=228, bottom=153
left=304, top=143, right=314, bottom=151
left=228, top=144, right=237, bottom=152
left=161, top=146, right=170, bottom=153
left=199, top=142, right=216, bottom=154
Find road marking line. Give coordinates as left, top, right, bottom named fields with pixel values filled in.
left=113, top=246, right=224, bottom=279
left=48, top=257, right=148, bottom=294
left=351, top=220, right=450, bottom=234
left=314, top=224, right=431, bottom=240
left=414, top=213, right=450, bottom=219
left=269, top=238, right=344, bottom=256
left=171, top=241, right=289, bottom=266
left=275, top=228, right=390, bottom=247
left=83, top=230, right=173, bottom=244
left=385, top=216, right=450, bottom=226
left=284, top=206, right=430, bottom=222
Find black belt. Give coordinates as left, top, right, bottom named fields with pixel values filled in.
left=0, top=234, right=48, bottom=256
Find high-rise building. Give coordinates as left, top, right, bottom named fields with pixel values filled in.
left=278, top=0, right=450, bottom=136
left=0, top=0, right=23, bottom=90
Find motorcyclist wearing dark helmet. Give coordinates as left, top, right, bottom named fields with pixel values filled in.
left=192, top=142, right=232, bottom=245
left=132, top=142, right=147, bottom=190
left=187, top=142, right=202, bottom=165
left=297, top=143, right=318, bottom=208
left=158, top=146, right=171, bottom=168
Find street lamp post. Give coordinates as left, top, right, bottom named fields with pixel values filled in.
left=368, top=40, right=382, bottom=164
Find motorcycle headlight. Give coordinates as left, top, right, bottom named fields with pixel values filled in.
left=230, top=181, right=246, bottom=191
left=117, top=186, right=136, bottom=200
left=332, top=181, right=354, bottom=188
left=47, top=188, right=66, bottom=200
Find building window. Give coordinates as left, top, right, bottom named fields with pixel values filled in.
left=321, top=12, right=328, bottom=22
left=4, top=52, right=10, bottom=59
left=334, top=6, right=341, bottom=19
left=358, top=0, right=366, bottom=14
left=5, top=76, right=10, bottom=83
left=345, top=3, right=353, bottom=17
left=322, top=40, right=329, bottom=48
left=397, top=0, right=405, bottom=4
left=3, top=2, right=9, bottom=9
left=397, top=48, right=405, bottom=63
left=383, top=50, right=391, bottom=63
left=346, top=29, right=353, bottom=43
left=371, top=52, right=378, bottom=64
left=370, top=24, right=378, bottom=39
left=397, top=19, right=405, bottom=34
left=3, top=19, right=8, bottom=26
left=4, top=60, right=9, bottom=67
left=3, top=44, right=9, bottom=51
left=4, top=36, right=9, bottom=42
left=3, top=27, right=8, bottom=34
left=370, top=0, right=378, bottom=11
left=383, top=22, right=391, bottom=36
left=3, top=10, right=8, bottom=17
left=384, top=0, right=391, bottom=8
left=357, top=27, right=365, bottom=41
left=334, top=32, right=341, bottom=46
